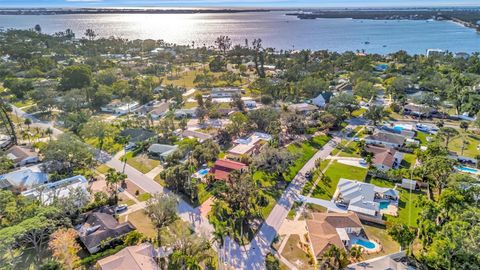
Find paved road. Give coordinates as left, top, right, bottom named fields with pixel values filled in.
left=9, top=104, right=214, bottom=238
left=221, top=136, right=341, bottom=269
left=106, top=157, right=214, bottom=238
left=10, top=105, right=63, bottom=138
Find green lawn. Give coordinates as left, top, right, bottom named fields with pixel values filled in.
left=332, top=140, right=361, bottom=158
left=137, top=193, right=152, bottom=202
left=12, top=99, right=35, bottom=108
left=448, top=132, right=480, bottom=158
left=415, top=131, right=428, bottom=145
left=256, top=135, right=331, bottom=219
left=368, top=178, right=423, bottom=227
left=363, top=223, right=401, bottom=260
left=96, top=164, right=111, bottom=174
left=283, top=135, right=330, bottom=182
left=401, top=153, right=416, bottom=169
left=281, top=234, right=315, bottom=270
left=312, top=161, right=368, bottom=200
left=352, top=107, right=367, bottom=117
left=123, top=152, right=160, bottom=174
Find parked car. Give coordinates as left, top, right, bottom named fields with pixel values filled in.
left=305, top=171, right=313, bottom=180
left=115, top=204, right=128, bottom=213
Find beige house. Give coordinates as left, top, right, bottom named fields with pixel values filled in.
left=306, top=212, right=363, bottom=258
left=97, top=244, right=158, bottom=270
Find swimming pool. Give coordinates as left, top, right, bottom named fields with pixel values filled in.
left=456, top=166, right=479, bottom=174
left=393, top=126, right=404, bottom=132
left=353, top=238, right=376, bottom=249
left=379, top=201, right=390, bottom=210
left=197, top=169, right=210, bottom=177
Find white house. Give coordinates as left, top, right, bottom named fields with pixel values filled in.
left=311, top=92, right=332, bottom=108
left=333, top=178, right=399, bottom=218
left=210, top=87, right=242, bottom=98
left=365, top=131, right=406, bottom=149
left=21, top=175, right=90, bottom=205
left=101, top=100, right=139, bottom=115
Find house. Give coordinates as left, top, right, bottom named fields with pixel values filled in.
left=244, top=100, right=257, bottom=109
left=403, top=104, right=436, bottom=118
left=210, top=87, right=242, bottom=98
left=399, top=179, right=419, bottom=191
left=288, top=103, right=318, bottom=114
left=97, top=243, right=159, bottom=270
left=0, top=134, right=13, bottom=149
left=210, top=159, right=247, bottom=181
left=365, top=145, right=403, bottom=171
left=311, top=92, right=332, bottom=108
left=0, top=166, right=48, bottom=191
left=174, top=109, right=197, bottom=119
left=120, top=128, right=157, bottom=147
left=365, top=131, right=406, bottom=148
left=21, top=175, right=89, bottom=205
left=348, top=251, right=415, bottom=270
left=333, top=178, right=399, bottom=218
left=426, top=48, right=444, bottom=57
left=101, top=100, right=140, bottom=115
left=306, top=212, right=364, bottom=258
left=181, top=130, right=213, bottom=143
left=78, top=208, right=136, bottom=254
left=147, top=144, right=178, bottom=161
left=149, top=102, right=170, bottom=120
left=227, top=132, right=272, bottom=158
left=5, top=145, right=39, bottom=167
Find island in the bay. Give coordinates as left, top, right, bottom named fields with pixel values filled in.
left=287, top=8, right=480, bottom=31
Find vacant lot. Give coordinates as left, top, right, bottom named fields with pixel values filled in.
left=123, top=152, right=160, bottom=174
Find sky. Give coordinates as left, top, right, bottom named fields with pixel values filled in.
left=0, top=0, right=478, bottom=8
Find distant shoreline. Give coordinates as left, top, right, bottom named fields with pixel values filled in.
left=286, top=10, right=480, bottom=32
left=0, top=8, right=271, bottom=15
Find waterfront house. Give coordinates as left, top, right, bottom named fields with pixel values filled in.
left=97, top=243, right=160, bottom=270
left=227, top=132, right=272, bottom=158
left=147, top=144, right=178, bottom=161
left=333, top=178, right=399, bottom=218
left=210, top=159, right=247, bottom=181
left=365, top=145, right=403, bottom=172
left=306, top=212, right=364, bottom=258
left=21, top=175, right=89, bottom=205
left=365, top=131, right=406, bottom=149
left=6, top=145, right=39, bottom=167
left=78, top=208, right=136, bottom=254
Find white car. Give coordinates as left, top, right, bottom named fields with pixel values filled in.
left=115, top=204, right=128, bottom=213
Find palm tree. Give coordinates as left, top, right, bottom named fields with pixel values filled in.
left=24, top=118, right=32, bottom=130
left=45, top=127, right=53, bottom=141
left=105, top=168, right=127, bottom=204
left=84, top=29, right=96, bottom=41
left=321, top=245, right=349, bottom=270
left=349, top=246, right=363, bottom=262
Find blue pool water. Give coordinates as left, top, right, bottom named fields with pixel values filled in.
left=353, top=238, right=376, bottom=249
left=198, top=169, right=210, bottom=176
left=393, top=126, right=404, bottom=132
left=456, top=166, right=479, bottom=174
left=379, top=201, right=390, bottom=210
